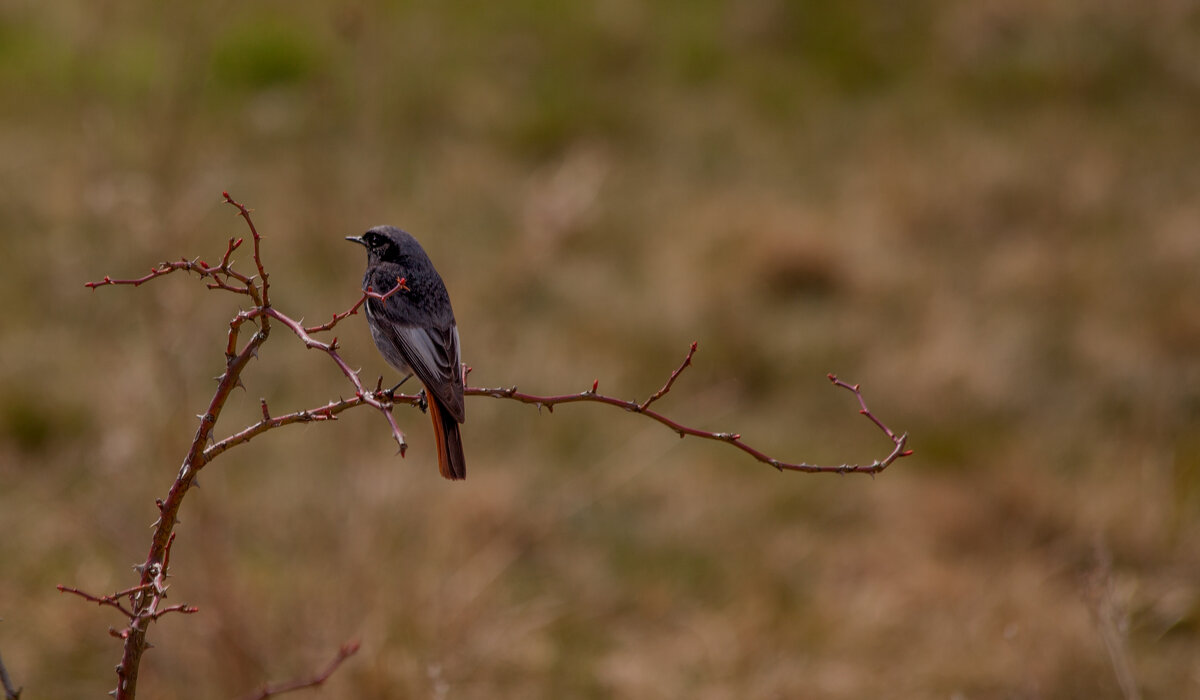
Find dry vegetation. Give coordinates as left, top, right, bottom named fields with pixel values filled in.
left=2, top=2, right=1199, bottom=698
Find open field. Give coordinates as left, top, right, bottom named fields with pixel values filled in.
left=1, top=2, right=1199, bottom=697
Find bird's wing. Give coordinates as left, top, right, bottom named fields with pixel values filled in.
left=378, top=316, right=465, bottom=423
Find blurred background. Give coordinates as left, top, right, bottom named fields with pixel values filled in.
left=1, top=1, right=1199, bottom=697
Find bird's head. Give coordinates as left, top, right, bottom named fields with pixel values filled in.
left=346, top=225, right=416, bottom=264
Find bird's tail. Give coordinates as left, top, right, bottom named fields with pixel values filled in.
left=428, top=395, right=466, bottom=480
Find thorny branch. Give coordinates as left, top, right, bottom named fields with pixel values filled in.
left=67, top=192, right=912, bottom=699
left=302, top=276, right=408, bottom=334
left=56, top=535, right=198, bottom=640
left=56, top=585, right=137, bottom=619
left=467, top=349, right=910, bottom=475
left=71, top=193, right=396, bottom=700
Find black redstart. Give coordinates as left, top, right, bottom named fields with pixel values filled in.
left=347, top=226, right=466, bottom=480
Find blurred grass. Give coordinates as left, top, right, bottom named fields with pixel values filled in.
left=2, top=1, right=1200, bottom=697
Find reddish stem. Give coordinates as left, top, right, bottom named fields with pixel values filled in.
left=465, top=344, right=910, bottom=475
left=56, top=585, right=136, bottom=619
left=303, top=277, right=406, bottom=334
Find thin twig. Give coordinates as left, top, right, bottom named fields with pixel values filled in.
left=56, top=585, right=136, bottom=619
left=85, top=237, right=254, bottom=297
left=264, top=305, right=408, bottom=454
left=302, top=277, right=406, bottom=334
left=203, top=396, right=363, bottom=462
left=108, top=583, right=156, bottom=601
left=467, top=345, right=912, bottom=475
left=223, top=192, right=270, bottom=307
left=638, top=341, right=697, bottom=412
left=241, top=641, right=360, bottom=700
left=144, top=604, right=199, bottom=622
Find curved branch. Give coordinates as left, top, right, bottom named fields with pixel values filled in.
left=223, top=192, right=270, bottom=307
left=203, top=397, right=361, bottom=462
left=464, top=344, right=910, bottom=475
left=264, top=304, right=408, bottom=455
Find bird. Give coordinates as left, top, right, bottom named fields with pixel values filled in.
left=346, top=226, right=466, bottom=480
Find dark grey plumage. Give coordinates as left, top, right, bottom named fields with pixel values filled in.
left=347, top=226, right=466, bottom=480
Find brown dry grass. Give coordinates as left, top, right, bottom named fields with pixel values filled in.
left=2, top=2, right=1199, bottom=698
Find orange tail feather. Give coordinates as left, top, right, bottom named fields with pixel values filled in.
left=427, top=393, right=466, bottom=480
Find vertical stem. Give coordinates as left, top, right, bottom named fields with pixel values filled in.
left=114, top=325, right=266, bottom=699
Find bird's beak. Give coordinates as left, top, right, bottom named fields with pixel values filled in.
left=345, top=235, right=366, bottom=246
